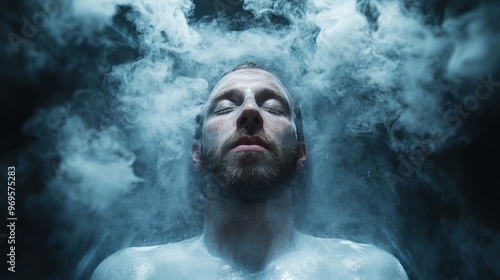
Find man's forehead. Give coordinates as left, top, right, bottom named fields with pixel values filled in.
left=208, top=69, right=291, bottom=101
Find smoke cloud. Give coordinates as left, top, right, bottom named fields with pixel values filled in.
left=2, top=0, right=499, bottom=279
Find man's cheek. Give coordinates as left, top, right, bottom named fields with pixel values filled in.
left=203, top=122, right=223, bottom=142
left=275, top=123, right=297, bottom=143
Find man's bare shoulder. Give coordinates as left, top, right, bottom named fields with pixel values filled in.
left=91, top=237, right=204, bottom=280
left=91, top=246, right=157, bottom=280
left=295, top=234, right=408, bottom=279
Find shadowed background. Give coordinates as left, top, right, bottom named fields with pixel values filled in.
left=1, top=0, right=499, bottom=279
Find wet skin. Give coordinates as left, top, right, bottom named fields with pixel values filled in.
left=92, top=69, right=408, bottom=280
left=92, top=234, right=407, bottom=280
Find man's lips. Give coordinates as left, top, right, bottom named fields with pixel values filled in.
left=231, top=136, right=268, bottom=152
left=233, top=145, right=267, bottom=152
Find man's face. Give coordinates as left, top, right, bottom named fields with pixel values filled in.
left=196, top=68, right=305, bottom=201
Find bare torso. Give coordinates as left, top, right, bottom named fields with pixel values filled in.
left=92, top=233, right=407, bottom=280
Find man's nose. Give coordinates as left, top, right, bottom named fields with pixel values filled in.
left=236, top=102, right=264, bottom=131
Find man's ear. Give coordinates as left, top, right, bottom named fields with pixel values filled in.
left=192, top=142, right=202, bottom=171
left=296, top=142, right=307, bottom=170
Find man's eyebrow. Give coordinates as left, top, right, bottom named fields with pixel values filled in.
left=206, top=89, right=239, bottom=113
left=257, top=88, right=290, bottom=107
left=210, top=89, right=240, bottom=104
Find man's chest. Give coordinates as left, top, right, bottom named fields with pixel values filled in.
left=150, top=256, right=354, bottom=280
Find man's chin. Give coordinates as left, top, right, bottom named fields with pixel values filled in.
left=222, top=167, right=289, bottom=200
left=233, top=150, right=267, bottom=160
left=201, top=144, right=299, bottom=201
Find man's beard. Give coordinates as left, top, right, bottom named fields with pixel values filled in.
left=200, top=129, right=300, bottom=201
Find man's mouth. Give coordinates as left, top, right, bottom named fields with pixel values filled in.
left=231, top=136, right=268, bottom=152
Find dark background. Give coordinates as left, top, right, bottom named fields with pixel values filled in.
left=1, top=0, right=499, bottom=279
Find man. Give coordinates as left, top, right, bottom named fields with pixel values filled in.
left=92, top=63, right=408, bottom=279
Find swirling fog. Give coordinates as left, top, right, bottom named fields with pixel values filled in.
left=1, top=0, right=499, bottom=279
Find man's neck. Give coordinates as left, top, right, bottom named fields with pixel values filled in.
left=202, top=188, right=296, bottom=271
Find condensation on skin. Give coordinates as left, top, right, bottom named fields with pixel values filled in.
left=15, top=0, right=500, bottom=278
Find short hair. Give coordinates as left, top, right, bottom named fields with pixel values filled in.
left=195, top=62, right=304, bottom=143
left=224, top=62, right=266, bottom=75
